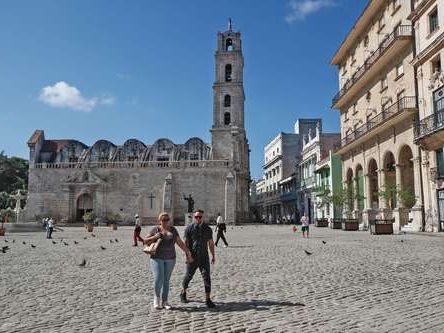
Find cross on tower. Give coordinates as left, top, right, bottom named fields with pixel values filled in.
left=148, top=193, right=156, bottom=209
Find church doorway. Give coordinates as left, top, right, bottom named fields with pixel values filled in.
left=76, top=193, right=93, bottom=221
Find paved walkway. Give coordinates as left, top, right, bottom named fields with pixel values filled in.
left=1, top=225, right=443, bottom=332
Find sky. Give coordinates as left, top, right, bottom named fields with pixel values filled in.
left=0, top=0, right=367, bottom=179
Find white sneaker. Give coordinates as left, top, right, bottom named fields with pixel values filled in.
left=162, top=300, right=172, bottom=310
left=153, top=297, right=162, bottom=309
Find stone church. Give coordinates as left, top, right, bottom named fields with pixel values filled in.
left=26, top=22, right=250, bottom=225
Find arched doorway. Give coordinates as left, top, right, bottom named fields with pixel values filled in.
left=355, top=164, right=364, bottom=211
left=346, top=168, right=354, bottom=215
left=398, top=145, right=415, bottom=208
left=77, top=193, right=93, bottom=221
left=368, top=159, right=379, bottom=209
left=383, top=151, right=397, bottom=209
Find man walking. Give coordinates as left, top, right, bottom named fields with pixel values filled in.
left=46, top=217, right=54, bottom=239
left=215, top=213, right=228, bottom=247
left=133, top=214, right=143, bottom=246
left=301, top=213, right=309, bottom=238
left=180, top=210, right=216, bottom=308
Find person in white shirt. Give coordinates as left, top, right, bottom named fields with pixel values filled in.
left=215, top=213, right=228, bottom=247
left=301, top=213, right=309, bottom=238
left=133, top=214, right=143, bottom=246
left=46, top=217, right=54, bottom=239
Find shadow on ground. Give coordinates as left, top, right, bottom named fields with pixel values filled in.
left=173, top=299, right=305, bottom=312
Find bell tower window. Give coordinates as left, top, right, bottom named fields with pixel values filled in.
left=225, top=64, right=232, bottom=82
left=224, top=112, right=231, bottom=125
left=224, top=95, right=231, bottom=107
left=226, top=38, right=234, bottom=51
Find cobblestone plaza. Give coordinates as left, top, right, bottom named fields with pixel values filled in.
left=1, top=225, right=444, bottom=332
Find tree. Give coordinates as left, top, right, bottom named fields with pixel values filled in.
left=0, top=152, right=28, bottom=209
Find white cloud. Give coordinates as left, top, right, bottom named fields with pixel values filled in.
left=38, top=81, right=115, bottom=112
left=285, top=0, right=335, bottom=23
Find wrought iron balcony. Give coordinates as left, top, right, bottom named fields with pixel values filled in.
left=414, top=108, right=444, bottom=142
left=332, top=25, right=413, bottom=108
left=341, top=96, right=417, bottom=148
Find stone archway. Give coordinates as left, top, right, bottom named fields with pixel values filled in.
left=383, top=151, right=397, bottom=209
left=368, top=159, right=379, bottom=209
left=398, top=145, right=415, bottom=209
left=76, top=193, right=93, bottom=221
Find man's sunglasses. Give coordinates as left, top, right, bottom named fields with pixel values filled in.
left=194, top=215, right=203, bottom=219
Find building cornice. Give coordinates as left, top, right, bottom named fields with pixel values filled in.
left=411, top=31, right=444, bottom=66
left=408, top=0, right=435, bottom=22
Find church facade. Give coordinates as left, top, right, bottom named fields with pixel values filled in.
left=25, top=23, right=250, bottom=225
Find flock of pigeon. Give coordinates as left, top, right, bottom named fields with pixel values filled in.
left=1, top=233, right=121, bottom=267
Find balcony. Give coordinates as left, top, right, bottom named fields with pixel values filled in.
left=332, top=25, right=413, bottom=109
left=338, top=97, right=417, bottom=154
left=414, top=108, right=444, bottom=150
left=300, top=176, right=316, bottom=189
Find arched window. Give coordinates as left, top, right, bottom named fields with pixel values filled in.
left=224, top=112, right=231, bottom=125
left=226, top=39, right=234, bottom=51
left=224, top=95, right=231, bottom=107
left=225, top=64, right=232, bottom=82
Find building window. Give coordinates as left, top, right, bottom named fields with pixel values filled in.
left=437, top=148, right=444, bottom=178
left=366, top=91, right=372, bottom=102
left=429, top=8, right=439, bottom=34
left=224, top=112, right=231, bottom=125
left=378, top=16, right=385, bottom=31
left=277, top=147, right=279, bottom=154
left=224, top=95, right=231, bottom=107
left=391, top=0, right=400, bottom=13
left=363, top=35, right=369, bottom=48
left=350, top=50, right=356, bottom=64
left=433, top=86, right=444, bottom=113
left=380, top=76, right=388, bottom=91
left=225, top=64, right=232, bottom=82
left=225, top=38, right=234, bottom=51
left=276, top=166, right=280, bottom=174
left=395, top=62, right=404, bottom=78
left=432, top=56, right=442, bottom=74
left=273, top=169, right=276, bottom=176
left=352, top=103, right=358, bottom=115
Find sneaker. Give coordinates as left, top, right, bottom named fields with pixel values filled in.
left=180, top=292, right=188, bottom=303
left=153, top=297, right=163, bottom=309
left=206, top=298, right=216, bottom=308
left=162, top=300, right=172, bottom=310
left=223, top=245, right=228, bottom=248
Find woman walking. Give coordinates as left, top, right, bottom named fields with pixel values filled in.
left=144, top=212, right=193, bottom=310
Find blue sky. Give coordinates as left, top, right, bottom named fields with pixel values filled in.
left=0, top=0, right=366, bottom=178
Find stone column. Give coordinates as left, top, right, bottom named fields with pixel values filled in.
left=378, top=169, right=386, bottom=210
left=361, top=173, right=373, bottom=229
left=410, top=156, right=424, bottom=231
left=162, top=173, right=173, bottom=222
left=224, top=172, right=236, bottom=224
left=393, top=164, right=403, bottom=232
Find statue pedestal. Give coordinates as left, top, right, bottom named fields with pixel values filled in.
left=184, top=214, right=193, bottom=226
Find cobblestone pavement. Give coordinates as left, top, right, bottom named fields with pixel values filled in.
left=1, top=225, right=444, bottom=333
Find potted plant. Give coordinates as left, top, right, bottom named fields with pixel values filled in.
left=369, top=218, right=395, bottom=235
left=107, top=213, right=121, bottom=230
left=315, top=187, right=330, bottom=227
left=83, top=211, right=95, bottom=232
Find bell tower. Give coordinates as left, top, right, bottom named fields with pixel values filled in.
left=211, top=19, right=250, bottom=223
left=211, top=18, right=246, bottom=160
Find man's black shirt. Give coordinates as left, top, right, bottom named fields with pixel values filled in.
left=184, top=223, right=213, bottom=259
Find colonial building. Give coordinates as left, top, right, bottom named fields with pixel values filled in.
left=412, top=0, right=444, bottom=232
left=297, top=120, right=341, bottom=223
left=257, top=119, right=320, bottom=223
left=331, top=0, right=423, bottom=231
left=25, top=22, right=250, bottom=225
left=313, top=151, right=342, bottom=222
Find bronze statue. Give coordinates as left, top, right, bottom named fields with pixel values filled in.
left=183, top=194, right=194, bottom=213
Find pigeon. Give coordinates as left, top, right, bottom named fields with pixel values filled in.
left=304, top=250, right=313, bottom=256
left=4, top=239, right=8, bottom=243
left=83, top=237, right=87, bottom=240
left=79, top=259, right=86, bottom=267
left=22, top=241, right=26, bottom=245
left=100, top=246, right=106, bottom=250
left=322, top=241, right=327, bottom=244
left=52, top=241, right=57, bottom=245
left=31, top=244, right=36, bottom=248
left=1, top=247, right=8, bottom=254
left=91, top=234, right=96, bottom=238
left=63, top=242, right=69, bottom=246
left=110, top=240, right=114, bottom=244
left=2, top=246, right=9, bottom=251
left=400, top=240, right=404, bottom=243
left=12, top=239, right=15, bottom=243
left=114, top=239, right=118, bottom=243
left=74, top=241, right=79, bottom=245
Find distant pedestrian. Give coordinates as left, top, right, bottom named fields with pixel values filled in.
left=133, top=214, right=143, bottom=246
left=46, top=217, right=54, bottom=239
left=301, top=213, right=309, bottom=238
left=215, top=213, right=228, bottom=247
left=144, top=212, right=193, bottom=309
